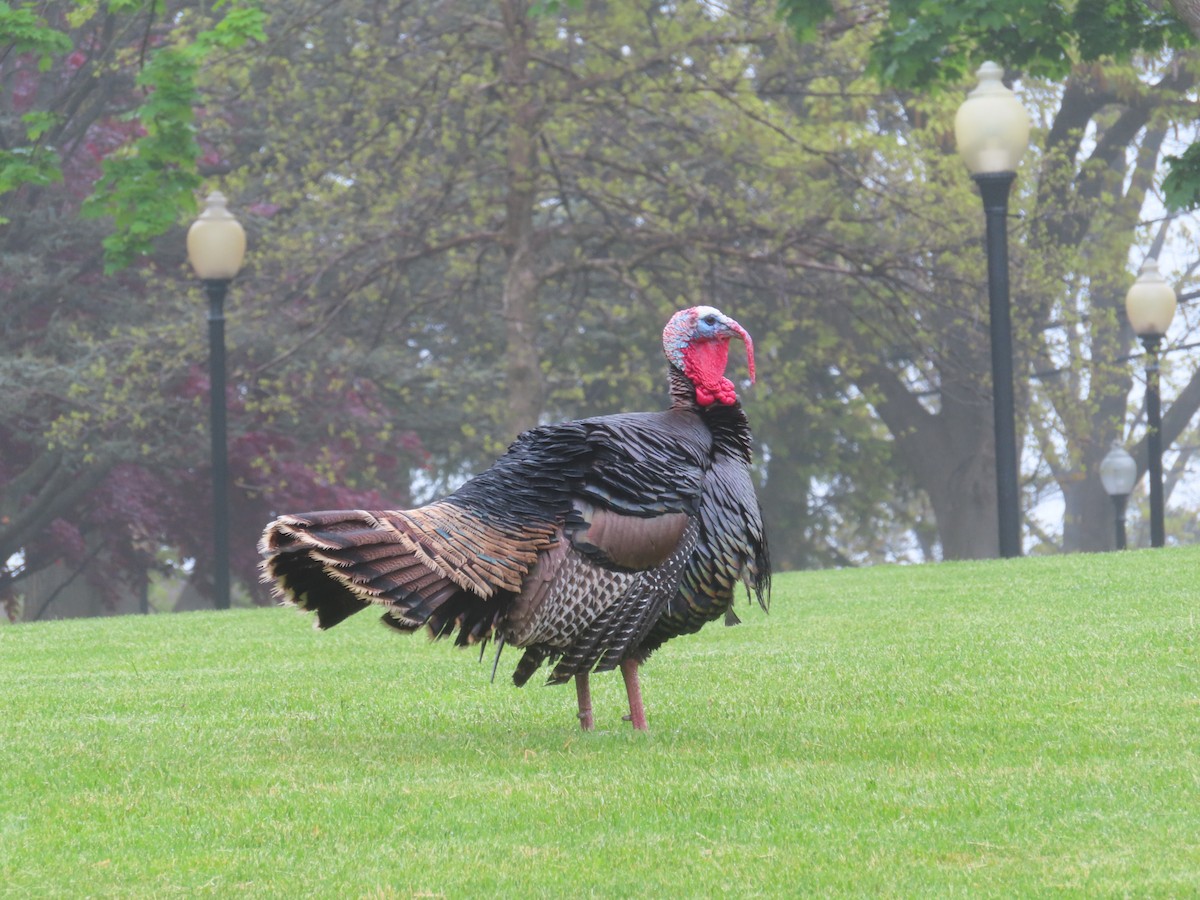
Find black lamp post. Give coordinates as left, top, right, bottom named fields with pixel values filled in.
left=1124, top=257, right=1177, bottom=549
left=187, top=191, right=246, bottom=609
left=955, top=62, right=1030, bottom=559
left=1099, top=441, right=1137, bottom=550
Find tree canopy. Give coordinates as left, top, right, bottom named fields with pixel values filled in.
left=4, top=0, right=1200, bottom=618
left=779, top=0, right=1200, bottom=208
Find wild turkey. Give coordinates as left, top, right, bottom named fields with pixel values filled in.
left=259, top=305, right=770, bottom=730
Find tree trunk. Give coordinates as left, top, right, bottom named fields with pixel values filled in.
left=760, top=436, right=817, bottom=570
left=850, top=327, right=1005, bottom=560
left=1170, top=0, right=1200, bottom=40
left=501, top=239, right=543, bottom=436
left=499, top=0, right=544, bottom=437
left=1063, top=475, right=1120, bottom=551
left=19, top=537, right=143, bottom=621
left=919, top=442, right=1002, bottom=559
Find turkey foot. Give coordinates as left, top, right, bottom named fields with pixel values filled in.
left=575, top=672, right=594, bottom=731
left=620, top=659, right=648, bottom=731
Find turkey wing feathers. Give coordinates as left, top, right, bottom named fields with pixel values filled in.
left=575, top=411, right=711, bottom=516
left=447, top=410, right=711, bottom=524
left=570, top=501, right=690, bottom=570
left=260, top=408, right=717, bottom=675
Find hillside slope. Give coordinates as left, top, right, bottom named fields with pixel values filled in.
left=2, top=549, right=1197, bottom=895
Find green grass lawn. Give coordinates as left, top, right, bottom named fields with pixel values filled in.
left=2, top=548, right=1198, bottom=897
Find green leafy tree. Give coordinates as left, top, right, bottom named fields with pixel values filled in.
left=778, top=0, right=1200, bottom=554
left=25, top=0, right=1192, bottom=611
left=0, top=1, right=419, bottom=618
left=206, top=0, right=908, bottom=569
left=779, top=0, right=1200, bottom=209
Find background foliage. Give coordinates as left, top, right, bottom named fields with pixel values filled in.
left=3, top=0, right=1200, bottom=618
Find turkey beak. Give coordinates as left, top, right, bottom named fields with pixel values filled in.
left=726, top=319, right=755, bottom=385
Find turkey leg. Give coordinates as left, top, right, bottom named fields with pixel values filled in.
left=575, top=672, right=594, bottom=731
left=620, top=658, right=648, bottom=731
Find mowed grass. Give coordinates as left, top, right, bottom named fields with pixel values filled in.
left=1, top=549, right=1198, bottom=897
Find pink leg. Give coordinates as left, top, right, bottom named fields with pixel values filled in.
left=575, top=672, right=594, bottom=731
left=620, top=658, right=648, bottom=731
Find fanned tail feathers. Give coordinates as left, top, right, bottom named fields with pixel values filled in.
left=259, top=505, right=556, bottom=643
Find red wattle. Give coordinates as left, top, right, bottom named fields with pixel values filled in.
left=682, top=340, right=738, bottom=407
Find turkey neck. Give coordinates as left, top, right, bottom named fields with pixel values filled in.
left=667, top=365, right=754, bottom=465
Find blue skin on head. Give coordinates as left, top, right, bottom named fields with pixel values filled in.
left=663, top=306, right=729, bottom=371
